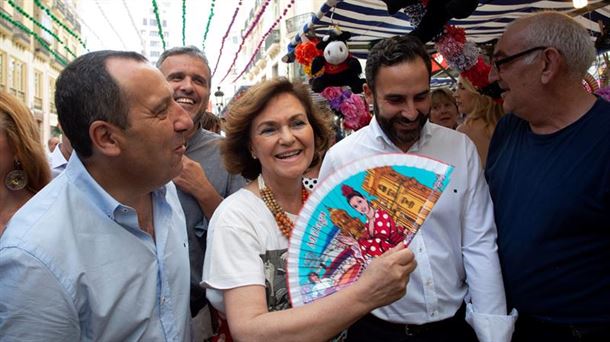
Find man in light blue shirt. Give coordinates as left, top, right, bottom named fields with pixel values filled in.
left=47, top=132, right=72, bottom=178
left=0, top=51, right=193, bottom=341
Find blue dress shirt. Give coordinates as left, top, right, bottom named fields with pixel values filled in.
left=0, top=154, right=191, bottom=341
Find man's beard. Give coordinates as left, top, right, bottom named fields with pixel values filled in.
left=373, top=101, right=428, bottom=151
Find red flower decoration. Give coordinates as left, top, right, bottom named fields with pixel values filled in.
left=460, top=56, right=491, bottom=90
left=295, top=40, right=321, bottom=66
left=443, top=25, right=466, bottom=44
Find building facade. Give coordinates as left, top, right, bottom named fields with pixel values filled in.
left=236, top=0, right=325, bottom=86
left=0, top=0, right=82, bottom=149
left=138, top=1, right=172, bottom=65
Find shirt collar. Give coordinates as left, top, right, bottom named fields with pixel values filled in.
left=48, top=144, right=68, bottom=168
left=369, top=115, right=433, bottom=153
left=64, top=153, right=168, bottom=221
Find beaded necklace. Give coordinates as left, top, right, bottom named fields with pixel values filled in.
left=258, top=175, right=309, bottom=239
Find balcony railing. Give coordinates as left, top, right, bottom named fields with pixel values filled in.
left=34, top=96, right=43, bottom=110
left=264, top=29, right=280, bottom=51
left=0, top=7, right=14, bottom=34
left=286, top=13, right=313, bottom=34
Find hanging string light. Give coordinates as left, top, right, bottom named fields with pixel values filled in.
left=211, top=0, right=242, bottom=78
left=182, top=0, right=186, bottom=46
left=232, top=0, right=296, bottom=83
left=202, top=0, right=216, bottom=45
left=76, top=9, right=102, bottom=48
left=219, top=0, right=272, bottom=83
left=151, top=0, right=166, bottom=50
left=0, top=10, right=67, bottom=65
left=7, top=0, right=76, bottom=58
left=33, top=0, right=87, bottom=50
left=94, top=0, right=127, bottom=49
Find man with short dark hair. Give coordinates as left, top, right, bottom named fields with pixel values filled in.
left=157, top=46, right=245, bottom=337
left=0, top=50, right=193, bottom=340
left=319, top=35, right=516, bottom=342
left=486, top=12, right=610, bottom=341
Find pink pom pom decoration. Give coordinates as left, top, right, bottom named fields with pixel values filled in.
left=320, top=86, right=345, bottom=101
left=340, top=94, right=370, bottom=130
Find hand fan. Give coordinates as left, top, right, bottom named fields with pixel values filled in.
left=288, top=153, right=453, bottom=307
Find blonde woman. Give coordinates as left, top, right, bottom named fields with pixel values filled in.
left=0, top=92, right=50, bottom=233
left=454, top=76, right=504, bottom=167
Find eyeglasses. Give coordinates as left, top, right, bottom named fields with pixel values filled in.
left=491, top=46, right=548, bottom=71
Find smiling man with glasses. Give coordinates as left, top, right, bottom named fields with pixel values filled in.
left=491, top=46, right=548, bottom=72
left=486, top=12, right=610, bottom=342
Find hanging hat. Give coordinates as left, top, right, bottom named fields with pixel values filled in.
left=435, top=25, right=502, bottom=100
left=459, top=56, right=503, bottom=99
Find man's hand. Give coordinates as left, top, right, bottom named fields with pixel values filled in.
left=173, top=156, right=208, bottom=197
left=173, top=156, right=223, bottom=220
left=355, top=243, right=417, bottom=309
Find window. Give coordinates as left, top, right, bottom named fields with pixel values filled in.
left=49, top=77, right=56, bottom=113
left=40, top=11, right=53, bottom=43
left=150, top=51, right=160, bottom=57
left=150, top=41, right=160, bottom=48
left=142, top=18, right=147, bottom=25
left=8, top=57, right=27, bottom=102
left=150, top=19, right=158, bottom=26
left=0, top=51, right=6, bottom=92
left=34, top=70, right=43, bottom=110
left=150, top=31, right=158, bottom=37
left=272, top=64, right=278, bottom=78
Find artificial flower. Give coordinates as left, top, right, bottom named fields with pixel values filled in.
left=295, top=40, right=321, bottom=66
left=460, top=56, right=491, bottom=90
left=341, top=94, right=370, bottom=130
left=321, top=86, right=344, bottom=101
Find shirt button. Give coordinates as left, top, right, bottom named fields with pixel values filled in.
left=160, top=297, right=166, bottom=305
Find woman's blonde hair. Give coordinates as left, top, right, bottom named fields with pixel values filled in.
left=0, top=92, right=51, bottom=192
left=459, top=76, right=504, bottom=133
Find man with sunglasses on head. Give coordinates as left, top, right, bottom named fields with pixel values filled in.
left=486, top=12, right=610, bottom=342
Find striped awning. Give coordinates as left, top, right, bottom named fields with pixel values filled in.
left=285, top=0, right=610, bottom=60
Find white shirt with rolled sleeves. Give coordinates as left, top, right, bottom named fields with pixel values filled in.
left=318, top=117, right=517, bottom=342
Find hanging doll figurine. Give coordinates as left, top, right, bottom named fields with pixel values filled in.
left=379, top=0, right=479, bottom=43
left=310, top=28, right=365, bottom=94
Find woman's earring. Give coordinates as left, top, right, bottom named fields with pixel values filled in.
left=4, top=160, right=27, bottom=191
left=251, top=152, right=257, bottom=160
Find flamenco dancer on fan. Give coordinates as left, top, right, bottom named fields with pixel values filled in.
left=342, top=184, right=408, bottom=258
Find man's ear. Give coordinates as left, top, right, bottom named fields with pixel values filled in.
left=540, top=48, right=562, bottom=85
left=89, top=120, right=122, bottom=157
left=363, top=83, right=374, bottom=105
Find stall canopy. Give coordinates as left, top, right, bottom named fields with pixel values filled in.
left=285, top=0, right=610, bottom=60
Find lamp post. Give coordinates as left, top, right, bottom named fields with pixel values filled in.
left=214, top=86, right=224, bottom=114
